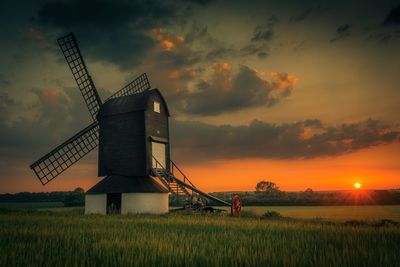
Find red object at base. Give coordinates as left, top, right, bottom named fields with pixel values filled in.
left=231, top=195, right=242, bottom=217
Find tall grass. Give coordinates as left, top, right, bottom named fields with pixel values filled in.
left=0, top=210, right=399, bottom=267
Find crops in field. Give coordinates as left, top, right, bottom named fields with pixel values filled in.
left=5, top=202, right=400, bottom=221
left=0, top=209, right=399, bottom=267
left=0, top=202, right=64, bottom=209
left=224, top=205, right=400, bottom=221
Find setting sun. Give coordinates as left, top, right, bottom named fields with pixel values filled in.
left=354, top=183, right=362, bottom=189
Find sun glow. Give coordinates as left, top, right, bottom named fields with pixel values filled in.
left=354, top=182, right=361, bottom=189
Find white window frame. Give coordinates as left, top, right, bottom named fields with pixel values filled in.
left=154, top=101, right=160, bottom=113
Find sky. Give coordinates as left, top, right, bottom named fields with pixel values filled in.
left=0, top=0, right=399, bottom=193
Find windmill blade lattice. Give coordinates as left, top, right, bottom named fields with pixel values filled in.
left=106, top=73, right=150, bottom=100
left=30, top=122, right=99, bottom=185
left=57, top=33, right=102, bottom=121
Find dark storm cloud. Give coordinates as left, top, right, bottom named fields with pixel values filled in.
left=0, top=84, right=105, bottom=163
left=156, top=51, right=202, bottom=69
left=251, top=30, right=274, bottom=42
left=383, top=4, right=400, bottom=26
left=206, top=47, right=236, bottom=61
left=0, top=92, right=14, bottom=120
left=35, top=0, right=209, bottom=70
left=177, top=65, right=296, bottom=115
left=257, top=52, right=268, bottom=59
left=289, top=8, right=313, bottom=22
left=336, top=24, right=352, bottom=34
left=366, top=31, right=400, bottom=43
left=330, top=23, right=352, bottom=43
left=184, top=24, right=213, bottom=44
left=250, top=16, right=278, bottom=43
left=243, top=16, right=277, bottom=58
left=170, top=118, right=400, bottom=162
left=206, top=41, right=267, bottom=61
left=183, top=0, right=216, bottom=6
left=239, top=43, right=267, bottom=57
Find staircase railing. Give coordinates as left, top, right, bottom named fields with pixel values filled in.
left=151, top=155, right=166, bottom=170
left=151, top=155, right=231, bottom=207
left=170, top=160, right=196, bottom=189
left=151, top=156, right=188, bottom=199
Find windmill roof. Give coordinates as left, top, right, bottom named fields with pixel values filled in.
left=97, top=88, right=170, bottom=118
left=86, top=175, right=169, bottom=194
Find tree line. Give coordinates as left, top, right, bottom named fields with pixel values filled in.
left=209, top=180, right=400, bottom=206
left=1, top=181, right=399, bottom=206
left=0, top=188, right=85, bottom=207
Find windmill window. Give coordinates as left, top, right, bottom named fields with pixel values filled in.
left=154, top=101, right=160, bottom=113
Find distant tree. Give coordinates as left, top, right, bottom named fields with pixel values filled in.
left=305, top=188, right=313, bottom=194
left=73, top=187, right=84, bottom=193
left=63, top=188, right=85, bottom=207
left=255, top=181, right=279, bottom=192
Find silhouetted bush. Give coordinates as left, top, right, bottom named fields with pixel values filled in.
left=262, top=211, right=282, bottom=219
left=63, top=188, right=85, bottom=207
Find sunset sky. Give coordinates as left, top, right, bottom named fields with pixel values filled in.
left=0, top=0, right=399, bottom=193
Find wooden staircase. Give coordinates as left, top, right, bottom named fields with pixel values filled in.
left=151, top=157, right=230, bottom=207
left=152, top=168, right=191, bottom=204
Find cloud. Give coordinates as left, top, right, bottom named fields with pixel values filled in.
left=149, top=28, right=202, bottom=70
left=383, top=4, right=400, bottom=26
left=183, top=0, right=216, bottom=6
left=206, top=47, right=236, bottom=61
left=0, top=92, right=13, bottom=121
left=290, top=8, right=313, bottom=22
left=330, top=23, right=352, bottom=43
left=239, top=43, right=267, bottom=58
left=0, top=83, right=105, bottom=160
left=177, top=64, right=297, bottom=115
left=171, top=118, right=400, bottom=163
left=243, top=16, right=277, bottom=58
left=34, top=0, right=210, bottom=70
left=366, top=32, right=400, bottom=43
left=251, top=30, right=273, bottom=42
left=250, top=16, right=278, bottom=43
left=336, top=24, right=352, bottom=34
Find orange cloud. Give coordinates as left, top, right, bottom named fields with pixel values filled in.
left=161, top=40, right=175, bottom=50
left=40, top=89, right=62, bottom=106
left=209, top=63, right=232, bottom=90
left=270, top=72, right=298, bottom=92
left=211, top=63, right=231, bottom=73
left=150, top=28, right=185, bottom=51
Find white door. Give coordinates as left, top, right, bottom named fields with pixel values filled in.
left=152, top=142, right=166, bottom=168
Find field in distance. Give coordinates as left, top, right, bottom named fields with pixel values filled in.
left=1, top=202, right=400, bottom=221
left=221, top=205, right=400, bottom=222
left=0, top=209, right=399, bottom=267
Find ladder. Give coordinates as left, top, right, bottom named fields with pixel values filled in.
left=151, top=157, right=230, bottom=207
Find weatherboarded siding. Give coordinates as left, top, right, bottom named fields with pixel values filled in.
left=98, top=111, right=146, bottom=176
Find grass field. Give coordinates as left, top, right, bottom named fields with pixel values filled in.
left=0, top=202, right=64, bottom=209
left=234, top=205, right=400, bottom=221
left=2, top=202, right=400, bottom=221
left=0, top=208, right=399, bottom=267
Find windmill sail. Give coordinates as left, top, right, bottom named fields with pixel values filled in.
left=106, top=73, right=150, bottom=100
left=57, top=33, right=102, bottom=121
left=30, top=122, right=99, bottom=185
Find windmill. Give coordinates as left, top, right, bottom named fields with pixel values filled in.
left=30, top=33, right=240, bottom=215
